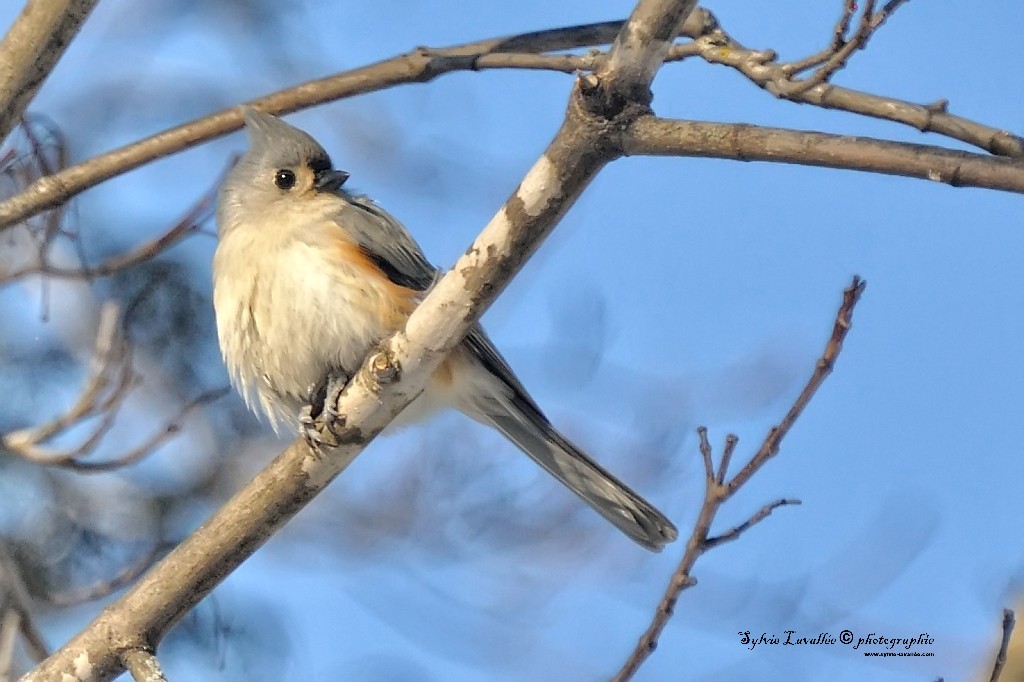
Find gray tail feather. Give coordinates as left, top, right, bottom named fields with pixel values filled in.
left=481, top=395, right=678, bottom=552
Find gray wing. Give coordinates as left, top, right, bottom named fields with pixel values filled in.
left=339, top=191, right=542, bottom=412
left=341, top=192, right=543, bottom=413
left=338, top=191, right=438, bottom=292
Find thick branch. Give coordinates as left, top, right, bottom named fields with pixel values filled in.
left=598, top=0, right=701, bottom=107
left=0, top=0, right=99, bottom=142
left=623, top=117, right=1024, bottom=193
left=20, top=1, right=695, bottom=678
left=0, top=10, right=715, bottom=233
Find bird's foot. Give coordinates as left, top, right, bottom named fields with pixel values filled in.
left=301, top=370, right=350, bottom=450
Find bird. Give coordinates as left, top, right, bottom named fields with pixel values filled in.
left=212, top=108, right=678, bottom=551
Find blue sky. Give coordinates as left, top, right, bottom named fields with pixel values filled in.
left=2, top=1, right=1022, bottom=680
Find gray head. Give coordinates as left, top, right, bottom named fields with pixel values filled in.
left=216, top=108, right=350, bottom=235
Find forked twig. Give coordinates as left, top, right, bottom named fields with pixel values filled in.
left=1, top=303, right=133, bottom=458
left=783, top=0, right=912, bottom=96
left=0, top=301, right=226, bottom=472
left=613, top=276, right=866, bottom=681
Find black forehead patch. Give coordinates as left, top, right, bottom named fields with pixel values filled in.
left=308, top=154, right=332, bottom=173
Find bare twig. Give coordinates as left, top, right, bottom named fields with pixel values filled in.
left=25, top=388, right=228, bottom=474
left=0, top=303, right=224, bottom=473
left=704, top=498, right=801, bottom=550
left=0, top=3, right=1017, bottom=238
left=715, top=433, right=738, bottom=485
left=0, top=155, right=232, bottom=284
left=690, top=20, right=1024, bottom=157
left=1, top=296, right=227, bottom=471
left=785, top=0, right=859, bottom=75
left=0, top=0, right=100, bottom=142
left=783, top=0, right=912, bottom=96
left=17, top=116, right=67, bottom=252
left=468, top=40, right=703, bottom=74
left=613, top=276, right=866, bottom=681
left=1, top=303, right=135, bottom=466
left=48, top=543, right=172, bottom=608
left=121, top=649, right=166, bottom=682
left=0, top=117, right=72, bottom=285
left=0, top=9, right=716, bottom=232
left=623, top=117, right=1024, bottom=194
left=990, top=609, right=1015, bottom=682
left=727, top=277, right=865, bottom=492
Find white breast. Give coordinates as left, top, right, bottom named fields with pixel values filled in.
left=213, top=214, right=398, bottom=432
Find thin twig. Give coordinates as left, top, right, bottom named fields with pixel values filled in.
left=715, top=433, right=738, bottom=485
left=121, top=649, right=166, bottom=682
left=726, top=276, right=865, bottom=493
left=783, top=0, right=911, bottom=96
left=990, top=608, right=1015, bottom=682
left=704, top=498, right=801, bottom=550
left=0, top=9, right=717, bottom=232
left=613, top=276, right=866, bottom=681
left=471, top=40, right=703, bottom=74
left=785, top=0, right=859, bottom=75
left=0, top=117, right=72, bottom=300
left=68, top=388, right=229, bottom=473
left=1, top=303, right=135, bottom=464
left=0, top=155, right=232, bottom=284
left=0, top=306, right=224, bottom=473
left=691, top=18, right=1024, bottom=157
left=48, top=543, right=173, bottom=607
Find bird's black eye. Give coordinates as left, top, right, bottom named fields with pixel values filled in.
left=274, top=169, right=296, bottom=190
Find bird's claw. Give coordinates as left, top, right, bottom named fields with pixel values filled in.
left=301, top=371, right=350, bottom=450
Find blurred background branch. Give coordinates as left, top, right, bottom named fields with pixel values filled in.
left=0, top=0, right=98, bottom=142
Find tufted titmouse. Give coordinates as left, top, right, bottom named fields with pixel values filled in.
left=212, top=108, right=677, bottom=551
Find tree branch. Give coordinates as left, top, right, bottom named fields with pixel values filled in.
left=599, top=0, right=701, bottom=107
left=20, top=1, right=700, bottom=679
left=1, top=3, right=1017, bottom=237
left=623, top=117, right=1024, bottom=193
left=0, top=541, right=48, bottom=667
left=0, top=0, right=99, bottom=143
left=0, top=10, right=715, bottom=233
left=0, top=154, right=229, bottom=284
left=613, top=276, right=866, bottom=681
left=781, top=0, right=912, bottom=97
left=990, top=608, right=1016, bottom=682
left=120, top=649, right=165, bottom=682
left=692, top=21, right=1024, bottom=157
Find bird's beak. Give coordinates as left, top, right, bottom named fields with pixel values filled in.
left=315, top=169, right=350, bottom=192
